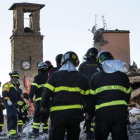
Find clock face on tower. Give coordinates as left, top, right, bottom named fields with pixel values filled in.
left=21, top=61, right=31, bottom=70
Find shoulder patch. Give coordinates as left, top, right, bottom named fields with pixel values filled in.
left=2, top=82, right=11, bottom=92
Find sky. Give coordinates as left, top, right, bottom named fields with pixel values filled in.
left=0, top=0, right=140, bottom=93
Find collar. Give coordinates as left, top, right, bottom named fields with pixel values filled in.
left=59, top=61, right=78, bottom=72
left=101, top=60, right=127, bottom=73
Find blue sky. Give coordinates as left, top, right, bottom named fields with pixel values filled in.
left=0, top=0, right=140, bottom=92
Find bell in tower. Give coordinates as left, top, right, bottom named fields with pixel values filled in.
left=9, top=3, right=45, bottom=87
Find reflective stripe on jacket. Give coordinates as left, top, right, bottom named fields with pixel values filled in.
left=90, top=70, right=131, bottom=113
left=41, top=70, right=93, bottom=114
left=29, top=72, right=48, bottom=102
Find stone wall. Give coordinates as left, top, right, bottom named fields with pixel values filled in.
left=11, top=35, right=43, bottom=90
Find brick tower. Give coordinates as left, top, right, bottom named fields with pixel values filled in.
left=9, top=3, right=45, bottom=88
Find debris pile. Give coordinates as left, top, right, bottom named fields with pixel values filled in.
left=127, top=63, right=140, bottom=108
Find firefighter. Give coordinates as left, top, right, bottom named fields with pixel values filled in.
left=54, top=54, right=63, bottom=71
left=22, top=92, right=33, bottom=120
left=79, top=47, right=98, bottom=140
left=15, top=82, right=29, bottom=133
left=41, top=51, right=93, bottom=140
left=78, top=47, right=98, bottom=81
left=90, top=51, right=131, bottom=140
left=22, top=93, right=30, bottom=124
left=2, top=71, right=20, bottom=139
left=0, top=96, right=6, bottom=136
left=45, top=61, right=55, bottom=79
left=28, top=62, right=48, bottom=137
left=44, top=60, right=55, bottom=134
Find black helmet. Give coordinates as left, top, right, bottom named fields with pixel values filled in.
left=9, top=71, right=19, bottom=78
left=96, top=51, right=114, bottom=65
left=37, top=62, right=48, bottom=70
left=86, top=47, right=98, bottom=60
left=61, top=51, right=79, bottom=67
left=55, top=54, right=63, bottom=62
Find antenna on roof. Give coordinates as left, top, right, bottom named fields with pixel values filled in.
left=95, top=15, right=97, bottom=31
left=101, top=15, right=106, bottom=29
left=87, top=15, right=98, bottom=47
left=90, top=15, right=98, bottom=34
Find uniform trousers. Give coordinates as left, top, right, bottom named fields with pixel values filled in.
left=33, top=101, right=48, bottom=133
left=0, top=109, right=4, bottom=132
left=4, top=100, right=17, bottom=132
left=95, top=106, right=128, bottom=140
left=49, top=110, right=82, bottom=140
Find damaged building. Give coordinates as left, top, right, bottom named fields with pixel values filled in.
left=94, top=28, right=130, bottom=64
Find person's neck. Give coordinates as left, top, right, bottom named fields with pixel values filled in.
left=11, top=80, right=16, bottom=85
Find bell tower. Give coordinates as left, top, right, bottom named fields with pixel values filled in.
left=9, top=3, right=45, bottom=87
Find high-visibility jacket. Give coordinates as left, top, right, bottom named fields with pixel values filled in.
left=29, top=72, right=48, bottom=102
left=17, top=88, right=23, bottom=102
left=0, top=97, right=4, bottom=130
left=78, top=59, right=98, bottom=82
left=2, top=81, right=18, bottom=102
left=17, top=88, right=29, bottom=114
left=90, top=70, right=131, bottom=114
left=41, top=70, right=93, bottom=115
left=0, top=97, right=5, bottom=110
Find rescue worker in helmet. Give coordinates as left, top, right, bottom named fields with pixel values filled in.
left=15, top=81, right=29, bottom=133
left=28, top=62, right=48, bottom=137
left=0, top=96, right=6, bottom=136
left=44, top=60, right=56, bottom=134
left=79, top=47, right=99, bottom=140
left=41, top=51, right=93, bottom=140
left=90, top=51, right=131, bottom=140
left=79, top=47, right=99, bottom=81
left=0, top=82, right=4, bottom=136
left=2, top=71, right=20, bottom=139
left=45, top=61, right=55, bottom=80
left=54, top=54, right=63, bottom=71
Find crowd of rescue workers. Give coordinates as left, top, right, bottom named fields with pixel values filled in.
left=0, top=47, right=131, bottom=140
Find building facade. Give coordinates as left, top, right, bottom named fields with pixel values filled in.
left=94, top=29, right=130, bottom=64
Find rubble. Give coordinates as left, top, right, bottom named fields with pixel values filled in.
left=125, top=63, right=140, bottom=107
left=126, top=63, right=140, bottom=140
left=129, top=108, right=140, bottom=115
left=0, top=117, right=48, bottom=140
